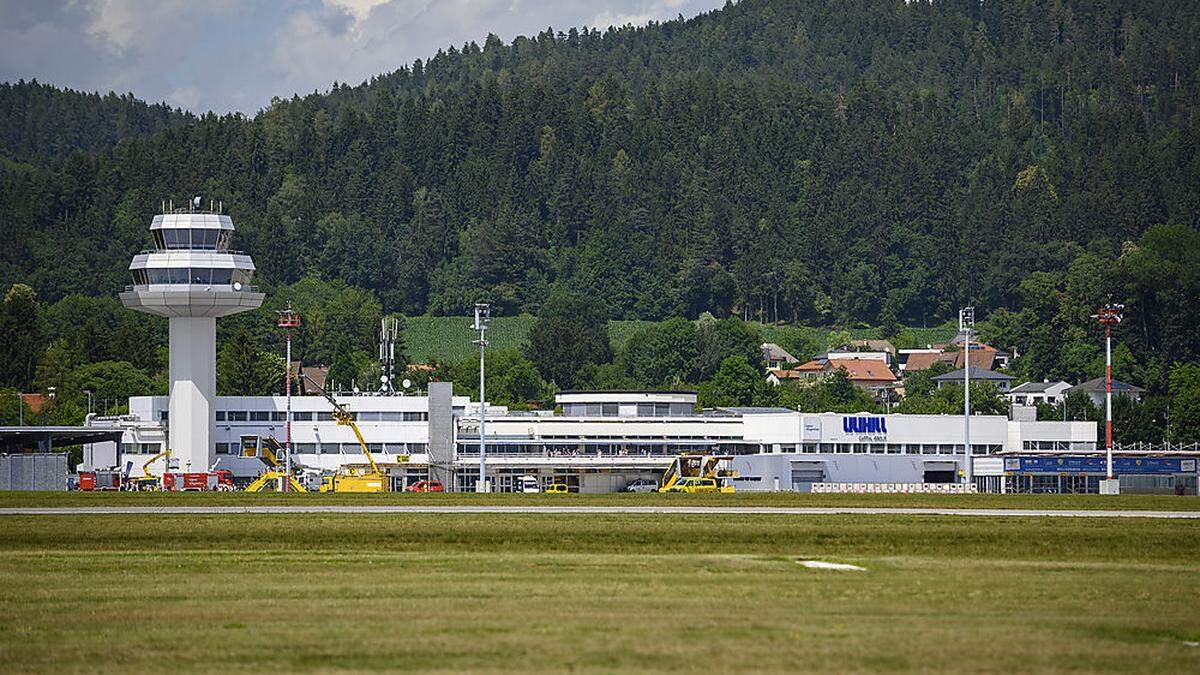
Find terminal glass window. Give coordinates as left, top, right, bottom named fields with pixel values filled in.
left=602, top=403, right=619, bottom=417
left=403, top=412, right=427, bottom=421
left=227, top=411, right=247, bottom=421
left=215, top=411, right=226, bottom=421
left=292, top=412, right=313, bottom=421
left=293, top=443, right=317, bottom=454
left=215, top=443, right=232, bottom=455
left=250, top=411, right=270, bottom=421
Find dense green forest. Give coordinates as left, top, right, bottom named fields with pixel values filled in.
left=1, top=0, right=1199, bottom=441
left=0, top=81, right=192, bottom=166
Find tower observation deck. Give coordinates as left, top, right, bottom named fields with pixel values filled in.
left=120, top=199, right=264, bottom=473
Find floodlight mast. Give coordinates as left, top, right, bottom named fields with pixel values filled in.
left=959, top=306, right=975, bottom=488
left=472, top=303, right=491, bottom=492
left=277, top=304, right=302, bottom=492
left=1093, top=302, right=1124, bottom=480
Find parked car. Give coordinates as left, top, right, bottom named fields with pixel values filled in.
left=659, top=477, right=733, bottom=494
left=406, top=480, right=444, bottom=493
left=624, top=479, right=659, bottom=493
left=544, top=483, right=570, bottom=494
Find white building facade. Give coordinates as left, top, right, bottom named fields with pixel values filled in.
left=88, top=390, right=1097, bottom=493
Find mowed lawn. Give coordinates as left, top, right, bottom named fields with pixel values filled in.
left=0, top=513, right=1197, bottom=672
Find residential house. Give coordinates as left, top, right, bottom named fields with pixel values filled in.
left=1066, top=378, right=1145, bottom=407
left=1006, top=381, right=1072, bottom=407
left=931, top=366, right=1015, bottom=393
left=766, top=358, right=898, bottom=399
left=849, top=339, right=897, bottom=359
left=760, top=343, right=798, bottom=370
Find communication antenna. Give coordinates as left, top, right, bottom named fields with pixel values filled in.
left=378, top=316, right=400, bottom=393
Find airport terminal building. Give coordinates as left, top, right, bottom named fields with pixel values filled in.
left=85, top=389, right=1137, bottom=493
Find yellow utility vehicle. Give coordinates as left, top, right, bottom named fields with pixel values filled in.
left=545, top=483, right=570, bottom=494
left=658, top=455, right=736, bottom=493
left=124, top=448, right=170, bottom=491
left=244, top=436, right=307, bottom=493
left=659, top=476, right=732, bottom=493
left=304, top=374, right=388, bottom=493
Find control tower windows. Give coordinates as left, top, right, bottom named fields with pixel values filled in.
left=133, top=268, right=244, bottom=286
left=153, top=228, right=228, bottom=251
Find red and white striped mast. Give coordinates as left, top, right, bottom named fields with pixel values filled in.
left=277, top=304, right=302, bottom=491
left=1093, top=302, right=1123, bottom=481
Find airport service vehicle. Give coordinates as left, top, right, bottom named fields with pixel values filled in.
left=623, top=479, right=658, bottom=493
left=406, top=480, right=444, bottom=493
left=244, top=436, right=307, bottom=493
left=658, top=455, right=737, bottom=493
left=304, top=373, right=388, bottom=493
left=124, top=448, right=172, bottom=491
left=77, top=470, right=123, bottom=491
left=659, top=477, right=733, bottom=493
left=518, top=475, right=540, bottom=493
left=545, top=483, right=570, bottom=494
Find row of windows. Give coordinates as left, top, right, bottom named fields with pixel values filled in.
left=153, top=228, right=233, bottom=251
left=793, top=443, right=1004, bottom=456
left=131, top=268, right=253, bottom=286
left=215, top=410, right=427, bottom=422
left=560, top=402, right=694, bottom=417
left=216, top=442, right=428, bottom=455
left=457, top=442, right=724, bottom=457
left=120, top=442, right=163, bottom=454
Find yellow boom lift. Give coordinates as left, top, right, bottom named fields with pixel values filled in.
left=303, top=373, right=388, bottom=493
left=124, top=447, right=171, bottom=491
left=244, top=436, right=307, bottom=493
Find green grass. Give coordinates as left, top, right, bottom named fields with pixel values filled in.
left=1, top=491, right=1199, bottom=510
left=0, top=512, right=1197, bottom=672
left=401, top=316, right=960, bottom=365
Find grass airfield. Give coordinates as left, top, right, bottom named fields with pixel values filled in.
left=0, top=493, right=1197, bottom=672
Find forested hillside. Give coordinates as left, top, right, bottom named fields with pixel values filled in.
left=3, top=0, right=1197, bottom=324
left=0, top=81, right=192, bottom=165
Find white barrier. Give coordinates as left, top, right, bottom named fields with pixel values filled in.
left=810, top=482, right=978, bottom=494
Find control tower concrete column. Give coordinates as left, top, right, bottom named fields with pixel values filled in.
left=168, top=316, right=217, bottom=472
left=120, top=200, right=264, bottom=475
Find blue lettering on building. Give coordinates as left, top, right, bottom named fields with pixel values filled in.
left=842, top=416, right=888, bottom=434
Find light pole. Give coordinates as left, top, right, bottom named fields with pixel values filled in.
left=277, top=304, right=302, bottom=492
left=84, top=390, right=94, bottom=415
left=1093, top=302, right=1123, bottom=490
left=959, top=306, right=974, bottom=489
left=472, top=303, right=490, bottom=492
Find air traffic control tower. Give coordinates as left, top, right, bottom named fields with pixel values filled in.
left=120, top=198, right=263, bottom=473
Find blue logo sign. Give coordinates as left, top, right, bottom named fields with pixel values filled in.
left=843, top=416, right=888, bottom=434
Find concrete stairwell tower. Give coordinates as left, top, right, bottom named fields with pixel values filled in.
left=120, top=197, right=264, bottom=473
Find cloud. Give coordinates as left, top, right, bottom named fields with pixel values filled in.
left=0, top=0, right=726, bottom=114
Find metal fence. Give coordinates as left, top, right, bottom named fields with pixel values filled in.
left=0, top=453, right=68, bottom=491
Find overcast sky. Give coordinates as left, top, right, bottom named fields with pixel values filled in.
left=1, top=0, right=726, bottom=115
